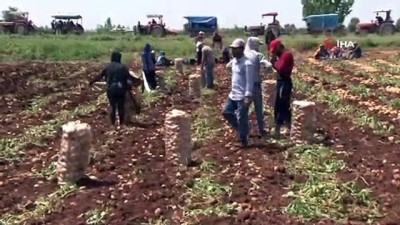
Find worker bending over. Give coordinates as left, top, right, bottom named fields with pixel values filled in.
left=89, top=51, right=140, bottom=127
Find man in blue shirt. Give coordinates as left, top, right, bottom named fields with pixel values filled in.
left=222, top=39, right=254, bottom=147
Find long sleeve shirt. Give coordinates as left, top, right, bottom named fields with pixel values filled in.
left=90, top=62, right=133, bottom=90
left=245, top=50, right=272, bottom=83
left=272, top=51, right=294, bottom=78
left=141, top=53, right=155, bottom=72
left=201, top=45, right=215, bottom=66
left=228, top=56, right=254, bottom=101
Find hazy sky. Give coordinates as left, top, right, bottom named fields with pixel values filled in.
left=1, top=0, right=398, bottom=30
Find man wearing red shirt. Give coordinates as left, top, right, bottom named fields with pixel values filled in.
left=269, top=39, right=294, bottom=138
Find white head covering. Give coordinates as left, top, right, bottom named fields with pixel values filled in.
left=245, top=37, right=263, bottom=52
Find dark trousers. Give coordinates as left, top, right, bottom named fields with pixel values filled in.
left=274, top=78, right=292, bottom=127
left=144, top=70, right=157, bottom=90
left=107, top=87, right=125, bottom=126
left=196, top=51, right=202, bottom=65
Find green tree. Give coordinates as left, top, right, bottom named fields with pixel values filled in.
left=2, top=6, right=19, bottom=22
left=347, top=17, right=360, bottom=32
left=105, top=17, right=112, bottom=30
left=301, top=0, right=354, bottom=24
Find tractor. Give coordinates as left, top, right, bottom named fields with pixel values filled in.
left=133, top=14, right=177, bottom=37
left=51, top=15, right=84, bottom=35
left=245, top=12, right=282, bottom=37
left=0, top=11, right=35, bottom=35
left=356, top=10, right=396, bottom=35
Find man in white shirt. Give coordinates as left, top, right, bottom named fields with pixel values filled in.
left=222, top=39, right=254, bottom=148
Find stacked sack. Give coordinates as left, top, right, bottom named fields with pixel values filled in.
left=189, top=74, right=201, bottom=99
left=262, top=79, right=276, bottom=108
left=290, top=100, right=316, bottom=143
left=56, top=120, right=92, bottom=185
left=164, top=109, right=192, bottom=166
left=174, top=58, right=184, bottom=75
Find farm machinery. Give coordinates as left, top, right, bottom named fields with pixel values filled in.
left=51, top=15, right=84, bottom=35
left=303, top=13, right=345, bottom=35
left=356, top=10, right=396, bottom=35
left=133, top=14, right=177, bottom=37
left=0, top=11, right=35, bottom=35
left=245, top=12, right=282, bottom=37
left=183, top=16, right=218, bottom=37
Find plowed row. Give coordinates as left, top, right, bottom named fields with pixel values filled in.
left=1, top=52, right=400, bottom=225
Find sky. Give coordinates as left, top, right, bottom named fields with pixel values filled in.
left=1, top=0, right=399, bottom=30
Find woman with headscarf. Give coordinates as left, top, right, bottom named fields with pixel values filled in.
left=141, top=43, right=157, bottom=90
left=89, top=51, right=140, bottom=127
left=244, top=37, right=272, bottom=138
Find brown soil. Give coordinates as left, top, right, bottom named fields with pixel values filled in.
left=1, top=55, right=400, bottom=225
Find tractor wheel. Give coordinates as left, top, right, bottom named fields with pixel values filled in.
left=151, top=25, right=164, bottom=37
left=15, top=24, right=28, bottom=35
left=379, top=23, right=395, bottom=35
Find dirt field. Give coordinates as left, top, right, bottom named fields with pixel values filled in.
left=1, top=50, right=400, bottom=225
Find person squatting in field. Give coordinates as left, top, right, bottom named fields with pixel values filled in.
left=269, top=39, right=294, bottom=138
left=200, top=44, right=215, bottom=88
left=313, top=44, right=330, bottom=60
left=222, top=38, right=254, bottom=148
left=348, top=42, right=362, bottom=59
left=244, top=37, right=273, bottom=138
left=89, top=51, right=141, bottom=127
left=142, top=43, right=158, bottom=90
left=155, top=51, right=173, bottom=67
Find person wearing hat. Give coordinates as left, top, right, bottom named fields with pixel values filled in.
left=313, top=44, right=329, bottom=60
left=222, top=38, right=254, bottom=148
left=195, top=31, right=205, bottom=43
left=195, top=32, right=205, bottom=65
left=269, top=39, right=294, bottom=138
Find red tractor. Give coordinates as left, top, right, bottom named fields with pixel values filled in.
left=133, top=14, right=177, bottom=37
left=356, top=10, right=396, bottom=35
left=0, top=11, right=35, bottom=35
left=245, top=12, right=282, bottom=37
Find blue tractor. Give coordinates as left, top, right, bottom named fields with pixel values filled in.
left=183, top=16, right=218, bottom=36
left=303, top=13, right=345, bottom=34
